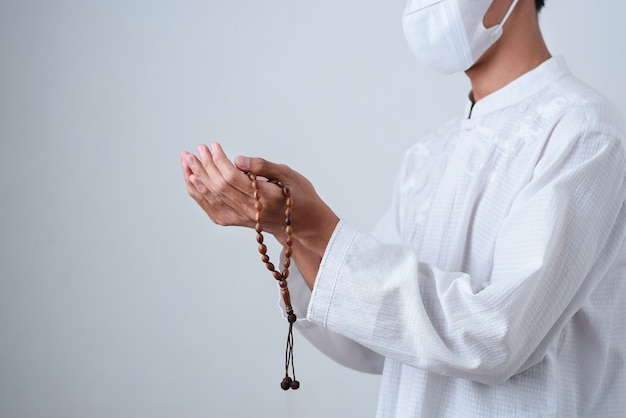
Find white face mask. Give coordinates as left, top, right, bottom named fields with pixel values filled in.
left=402, top=0, right=519, bottom=74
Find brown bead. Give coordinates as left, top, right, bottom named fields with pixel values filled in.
left=253, top=190, right=260, bottom=200
left=285, top=225, right=293, bottom=236
left=281, top=288, right=292, bottom=308
left=272, top=271, right=282, bottom=280
left=265, top=262, right=275, bottom=272
left=278, top=279, right=288, bottom=288
left=285, top=217, right=292, bottom=226
left=283, top=187, right=291, bottom=197
left=254, top=212, right=262, bottom=223
left=255, top=223, right=262, bottom=233
left=287, top=313, right=297, bottom=324
left=284, top=247, right=292, bottom=259
left=285, top=236, right=293, bottom=246
left=290, top=380, right=300, bottom=390
left=256, top=233, right=264, bottom=244
left=258, top=243, right=267, bottom=254
left=254, top=201, right=262, bottom=211
left=262, top=254, right=270, bottom=263
left=281, top=376, right=292, bottom=390
left=281, top=269, right=289, bottom=279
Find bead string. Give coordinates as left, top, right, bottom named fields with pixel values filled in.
left=247, top=172, right=300, bottom=391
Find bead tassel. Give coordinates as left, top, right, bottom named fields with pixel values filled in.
left=247, top=173, right=300, bottom=390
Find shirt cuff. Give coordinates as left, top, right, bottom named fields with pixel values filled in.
left=307, top=220, right=360, bottom=327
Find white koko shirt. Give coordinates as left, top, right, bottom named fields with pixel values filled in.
left=285, top=57, right=626, bottom=417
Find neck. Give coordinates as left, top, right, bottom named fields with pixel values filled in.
left=466, top=3, right=551, bottom=103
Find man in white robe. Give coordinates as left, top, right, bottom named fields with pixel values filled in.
left=182, top=0, right=626, bottom=415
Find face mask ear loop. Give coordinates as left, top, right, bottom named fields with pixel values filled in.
left=498, top=0, right=519, bottom=28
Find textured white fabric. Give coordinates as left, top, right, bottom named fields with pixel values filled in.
left=285, top=57, right=626, bottom=417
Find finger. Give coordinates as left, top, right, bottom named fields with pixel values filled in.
left=181, top=151, right=194, bottom=178
left=210, top=142, right=252, bottom=191
left=181, top=151, right=200, bottom=194
left=181, top=150, right=192, bottom=163
left=182, top=155, right=207, bottom=201
left=181, top=151, right=215, bottom=201
left=182, top=151, right=201, bottom=173
left=234, top=154, right=290, bottom=182
left=196, top=144, right=211, bottom=164
left=196, top=144, right=220, bottom=179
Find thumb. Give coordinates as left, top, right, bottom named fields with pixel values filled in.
left=235, top=155, right=288, bottom=181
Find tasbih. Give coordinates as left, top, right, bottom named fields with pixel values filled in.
left=247, top=172, right=300, bottom=391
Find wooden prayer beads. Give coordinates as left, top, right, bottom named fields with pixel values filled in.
left=247, top=172, right=300, bottom=391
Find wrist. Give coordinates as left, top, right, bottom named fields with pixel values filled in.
left=293, top=210, right=339, bottom=259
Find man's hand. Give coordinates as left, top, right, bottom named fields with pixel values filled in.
left=181, top=142, right=339, bottom=288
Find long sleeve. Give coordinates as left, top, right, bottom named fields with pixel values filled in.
left=279, top=250, right=385, bottom=374
left=306, top=125, right=626, bottom=385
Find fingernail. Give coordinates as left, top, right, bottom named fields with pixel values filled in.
left=191, top=175, right=202, bottom=188
left=235, top=156, right=250, bottom=170
left=198, top=145, right=207, bottom=159
left=185, top=155, right=195, bottom=167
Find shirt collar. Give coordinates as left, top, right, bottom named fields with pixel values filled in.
left=464, top=56, right=570, bottom=119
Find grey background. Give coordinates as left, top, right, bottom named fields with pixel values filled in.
left=1, top=1, right=624, bottom=417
